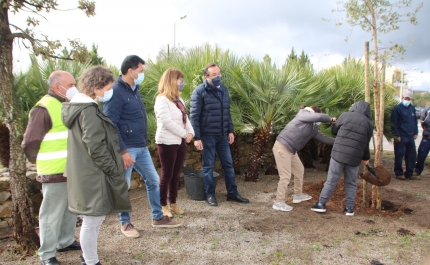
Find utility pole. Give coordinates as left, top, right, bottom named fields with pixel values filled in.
left=174, top=15, right=187, bottom=48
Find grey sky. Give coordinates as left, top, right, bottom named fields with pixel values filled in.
left=11, top=0, right=429, bottom=90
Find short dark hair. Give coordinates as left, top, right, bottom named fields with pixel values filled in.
left=204, top=63, right=220, bottom=76
left=310, top=105, right=321, bottom=113
left=120, top=55, right=145, bottom=75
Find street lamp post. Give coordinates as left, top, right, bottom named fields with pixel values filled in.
left=174, top=15, right=187, bottom=48
left=400, top=67, right=417, bottom=98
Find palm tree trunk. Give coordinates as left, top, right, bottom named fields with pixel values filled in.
left=244, top=127, right=271, bottom=181
left=0, top=21, right=39, bottom=253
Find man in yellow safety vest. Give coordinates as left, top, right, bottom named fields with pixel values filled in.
left=22, top=70, right=80, bottom=265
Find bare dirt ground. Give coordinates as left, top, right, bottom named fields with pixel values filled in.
left=1, top=157, right=430, bottom=265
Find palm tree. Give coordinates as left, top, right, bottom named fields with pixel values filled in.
left=139, top=44, right=243, bottom=147
left=229, top=58, right=306, bottom=181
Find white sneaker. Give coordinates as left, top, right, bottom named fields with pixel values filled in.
left=272, top=201, right=293, bottom=212
left=293, top=193, right=312, bottom=203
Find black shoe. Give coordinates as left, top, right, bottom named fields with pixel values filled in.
left=311, top=202, right=326, bottom=213
left=57, top=240, right=81, bottom=252
left=344, top=207, right=354, bottom=216
left=81, top=256, right=101, bottom=265
left=227, top=193, right=250, bottom=203
left=40, top=257, right=60, bottom=265
left=206, top=196, right=218, bottom=206
left=396, top=175, right=406, bottom=180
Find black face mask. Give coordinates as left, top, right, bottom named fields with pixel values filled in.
left=211, top=76, right=221, bottom=87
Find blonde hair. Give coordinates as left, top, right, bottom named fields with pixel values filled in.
left=157, top=68, right=184, bottom=102
left=78, top=66, right=114, bottom=99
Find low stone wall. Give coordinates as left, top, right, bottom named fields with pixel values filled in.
left=130, top=134, right=278, bottom=185
left=0, top=164, right=42, bottom=229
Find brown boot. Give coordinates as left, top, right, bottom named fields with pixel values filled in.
left=170, top=203, right=185, bottom=215
left=152, top=216, right=183, bottom=228
left=161, top=205, right=173, bottom=218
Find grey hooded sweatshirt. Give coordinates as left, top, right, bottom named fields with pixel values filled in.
left=276, top=109, right=335, bottom=154
left=331, top=101, right=374, bottom=167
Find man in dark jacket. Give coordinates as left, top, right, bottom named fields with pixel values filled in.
left=22, top=71, right=80, bottom=265
left=391, top=90, right=418, bottom=180
left=414, top=105, right=430, bottom=178
left=103, top=55, right=182, bottom=238
left=311, top=101, right=374, bottom=216
left=190, top=63, right=249, bottom=206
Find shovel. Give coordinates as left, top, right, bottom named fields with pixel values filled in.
left=366, top=164, right=377, bottom=176
left=360, top=164, right=391, bottom=186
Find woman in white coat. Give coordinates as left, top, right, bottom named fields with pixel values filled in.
left=155, top=68, right=194, bottom=217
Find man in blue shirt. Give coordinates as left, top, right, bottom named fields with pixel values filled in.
left=391, top=90, right=418, bottom=180
left=104, top=55, right=183, bottom=238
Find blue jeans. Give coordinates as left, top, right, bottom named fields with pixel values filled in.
left=201, top=135, right=238, bottom=197
left=394, top=136, right=416, bottom=178
left=414, top=136, right=430, bottom=175
left=119, top=147, right=163, bottom=224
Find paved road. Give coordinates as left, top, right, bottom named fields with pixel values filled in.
left=371, top=125, right=423, bottom=152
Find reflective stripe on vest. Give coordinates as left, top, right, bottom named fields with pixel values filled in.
left=33, top=95, right=68, bottom=175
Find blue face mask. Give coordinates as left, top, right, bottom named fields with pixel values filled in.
left=211, top=76, right=222, bottom=87
left=316, top=122, right=321, bottom=126
left=402, top=100, right=411, bottom=107
left=133, top=71, right=145, bottom=85
left=98, top=89, right=113, bottom=102
left=178, top=81, right=185, bottom=91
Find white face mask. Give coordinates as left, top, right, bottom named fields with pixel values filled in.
left=98, top=89, right=113, bottom=102
left=66, top=86, right=79, bottom=100
left=59, top=85, right=78, bottom=100
left=132, top=71, right=145, bottom=85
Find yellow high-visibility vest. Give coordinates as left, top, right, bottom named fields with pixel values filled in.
left=33, top=95, right=68, bottom=175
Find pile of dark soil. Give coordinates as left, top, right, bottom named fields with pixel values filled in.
left=302, top=178, right=410, bottom=217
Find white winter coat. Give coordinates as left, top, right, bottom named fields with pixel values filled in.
left=154, top=96, right=194, bottom=145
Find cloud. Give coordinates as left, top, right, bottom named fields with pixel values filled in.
left=10, top=0, right=429, bottom=91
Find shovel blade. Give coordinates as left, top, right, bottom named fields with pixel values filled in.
left=366, top=164, right=377, bottom=176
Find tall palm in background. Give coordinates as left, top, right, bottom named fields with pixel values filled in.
left=229, top=58, right=306, bottom=181
left=18, top=55, right=90, bottom=113
left=139, top=44, right=244, bottom=147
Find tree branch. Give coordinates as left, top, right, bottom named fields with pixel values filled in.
left=21, top=0, right=44, bottom=9
left=19, top=6, right=48, bottom=22
left=10, top=32, right=73, bottom=61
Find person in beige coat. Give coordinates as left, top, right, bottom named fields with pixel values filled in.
left=155, top=68, right=194, bottom=217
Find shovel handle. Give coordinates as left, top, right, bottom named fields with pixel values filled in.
left=366, top=164, right=377, bottom=176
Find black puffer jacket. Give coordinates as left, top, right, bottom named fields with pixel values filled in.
left=331, top=101, right=374, bottom=167
left=190, top=80, right=234, bottom=140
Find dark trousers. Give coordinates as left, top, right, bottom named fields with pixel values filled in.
left=394, top=136, right=417, bottom=178
left=157, top=141, right=188, bottom=206
left=201, top=135, right=238, bottom=197
left=414, top=136, right=430, bottom=175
